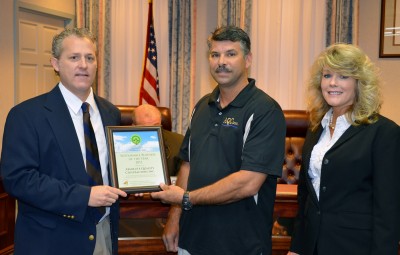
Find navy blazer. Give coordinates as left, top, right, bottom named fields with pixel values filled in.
left=1, top=85, right=121, bottom=255
left=290, top=115, right=400, bottom=255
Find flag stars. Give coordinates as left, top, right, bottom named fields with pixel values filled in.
left=147, top=47, right=156, bottom=55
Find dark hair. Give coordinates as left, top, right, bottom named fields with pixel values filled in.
left=207, top=26, right=251, bottom=56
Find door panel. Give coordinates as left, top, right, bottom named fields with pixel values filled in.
left=17, top=10, right=64, bottom=103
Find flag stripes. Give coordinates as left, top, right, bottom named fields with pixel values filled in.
left=139, top=1, right=160, bottom=106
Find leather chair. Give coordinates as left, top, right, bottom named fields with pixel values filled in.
left=280, top=110, right=309, bottom=184
left=272, top=110, right=309, bottom=240
left=116, top=105, right=172, bottom=131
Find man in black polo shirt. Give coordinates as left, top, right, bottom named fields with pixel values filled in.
left=151, top=26, right=286, bottom=255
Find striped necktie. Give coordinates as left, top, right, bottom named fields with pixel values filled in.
left=81, top=102, right=105, bottom=219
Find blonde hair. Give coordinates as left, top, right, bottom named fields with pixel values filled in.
left=52, top=28, right=97, bottom=59
left=307, top=43, right=382, bottom=131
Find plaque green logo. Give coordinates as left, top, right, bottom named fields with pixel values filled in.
left=131, top=134, right=141, bottom=145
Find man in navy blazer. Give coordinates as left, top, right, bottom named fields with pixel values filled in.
left=0, top=28, right=127, bottom=255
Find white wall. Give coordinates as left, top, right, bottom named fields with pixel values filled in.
left=358, top=0, right=400, bottom=125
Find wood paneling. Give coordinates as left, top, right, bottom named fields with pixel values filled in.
left=0, top=178, right=15, bottom=255
left=118, top=185, right=298, bottom=255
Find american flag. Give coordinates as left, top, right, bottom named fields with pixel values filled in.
left=139, top=1, right=160, bottom=106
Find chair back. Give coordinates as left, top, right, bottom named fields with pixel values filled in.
left=280, top=110, right=309, bottom=184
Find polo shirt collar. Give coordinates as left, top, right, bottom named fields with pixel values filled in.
left=208, top=78, right=257, bottom=108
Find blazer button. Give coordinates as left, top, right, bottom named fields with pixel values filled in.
left=322, top=186, right=327, bottom=192
left=323, top=158, right=329, bottom=164
left=89, top=235, right=95, bottom=241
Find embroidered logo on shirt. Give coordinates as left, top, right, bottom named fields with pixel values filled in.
left=222, top=117, right=239, bottom=128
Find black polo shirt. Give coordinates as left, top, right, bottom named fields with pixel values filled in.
left=178, top=79, right=286, bottom=255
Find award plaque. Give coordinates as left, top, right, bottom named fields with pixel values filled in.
left=106, top=126, right=170, bottom=193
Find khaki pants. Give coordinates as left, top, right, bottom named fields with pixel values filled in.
left=178, top=248, right=191, bottom=255
left=94, top=216, right=112, bottom=255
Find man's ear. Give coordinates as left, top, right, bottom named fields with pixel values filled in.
left=245, top=52, right=252, bottom=69
left=50, top=57, right=60, bottom=72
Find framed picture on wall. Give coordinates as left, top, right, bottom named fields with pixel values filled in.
left=380, top=0, right=400, bottom=57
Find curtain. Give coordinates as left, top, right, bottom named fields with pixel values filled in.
left=107, top=0, right=330, bottom=130
left=215, top=0, right=326, bottom=110
left=109, top=0, right=169, bottom=107
left=250, top=0, right=326, bottom=110
left=75, top=0, right=111, bottom=98
left=217, top=0, right=252, bottom=33
left=326, top=0, right=359, bottom=45
left=168, top=0, right=196, bottom=134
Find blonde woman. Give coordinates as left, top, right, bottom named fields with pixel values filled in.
left=288, top=44, right=400, bottom=255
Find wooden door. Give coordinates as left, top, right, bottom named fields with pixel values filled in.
left=17, top=9, right=64, bottom=103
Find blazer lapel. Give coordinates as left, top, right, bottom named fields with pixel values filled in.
left=328, top=124, right=365, bottom=151
left=43, top=86, right=89, bottom=184
left=95, top=95, right=117, bottom=128
left=304, top=124, right=366, bottom=206
left=94, top=95, right=119, bottom=182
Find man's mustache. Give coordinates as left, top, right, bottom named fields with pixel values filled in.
left=215, top=66, right=231, bottom=73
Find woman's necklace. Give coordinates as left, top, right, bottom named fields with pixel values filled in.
left=329, top=114, right=335, bottom=130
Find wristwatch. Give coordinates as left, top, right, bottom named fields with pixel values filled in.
left=182, top=191, right=193, bottom=211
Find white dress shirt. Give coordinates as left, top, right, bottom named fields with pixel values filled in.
left=59, top=83, right=110, bottom=218
left=308, top=109, right=351, bottom=200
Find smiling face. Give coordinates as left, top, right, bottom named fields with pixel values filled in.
left=208, top=40, right=251, bottom=89
left=321, top=67, right=357, bottom=115
left=50, top=35, right=97, bottom=101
